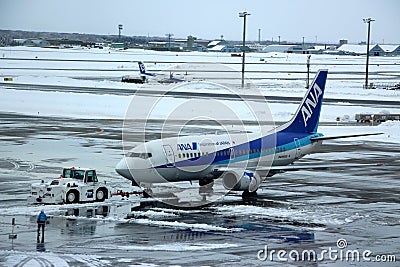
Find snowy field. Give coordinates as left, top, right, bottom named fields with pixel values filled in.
left=0, top=47, right=399, bottom=266
left=1, top=46, right=400, bottom=143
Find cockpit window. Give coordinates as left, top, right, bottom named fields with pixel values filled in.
left=126, top=152, right=152, bottom=159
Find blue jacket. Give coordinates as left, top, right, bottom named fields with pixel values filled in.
left=37, top=212, right=47, bottom=222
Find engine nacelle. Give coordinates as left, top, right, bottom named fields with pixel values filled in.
left=222, top=169, right=261, bottom=192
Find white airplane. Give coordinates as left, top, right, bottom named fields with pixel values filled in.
left=115, top=70, right=381, bottom=197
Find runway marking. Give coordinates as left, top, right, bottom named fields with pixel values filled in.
left=6, top=159, right=19, bottom=170
left=5, top=159, right=35, bottom=171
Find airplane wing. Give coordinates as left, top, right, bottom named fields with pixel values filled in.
left=214, top=162, right=381, bottom=178
left=255, top=162, right=383, bottom=177
left=310, top=132, right=383, bottom=141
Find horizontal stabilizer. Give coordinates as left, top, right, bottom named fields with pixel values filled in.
left=310, top=132, right=383, bottom=141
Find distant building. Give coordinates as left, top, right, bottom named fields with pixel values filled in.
left=337, top=44, right=369, bottom=55
left=379, top=45, right=400, bottom=56
left=369, top=45, right=385, bottom=56
left=147, top=41, right=183, bottom=51
left=208, top=44, right=241, bottom=53
left=192, top=43, right=208, bottom=52
left=207, top=40, right=228, bottom=48
left=111, top=43, right=125, bottom=49
left=14, top=39, right=50, bottom=47
left=261, top=45, right=297, bottom=53
left=261, top=43, right=400, bottom=56
left=174, top=36, right=208, bottom=51
left=339, top=39, right=348, bottom=46
left=286, top=45, right=317, bottom=54
left=247, top=43, right=266, bottom=52
left=337, top=44, right=386, bottom=56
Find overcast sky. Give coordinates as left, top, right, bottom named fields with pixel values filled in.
left=1, top=0, right=399, bottom=44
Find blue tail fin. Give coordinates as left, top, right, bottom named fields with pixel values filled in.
left=138, top=61, right=146, bottom=74
left=282, top=70, right=328, bottom=133
left=138, top=62, right=155, bottom=76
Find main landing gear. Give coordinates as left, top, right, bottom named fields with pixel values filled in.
left=199, top=177, right=214, bottom=187
left=142, top=188, right=153, bottom=198
left=242, top=190, right=258, bottom=200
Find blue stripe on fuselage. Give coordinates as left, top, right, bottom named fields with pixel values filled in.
left=155, top=131, right=322, bottom=169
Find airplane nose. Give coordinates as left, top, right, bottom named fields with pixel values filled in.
left=115, top=158, right=133, bottom=180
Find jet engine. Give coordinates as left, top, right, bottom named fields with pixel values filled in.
left=222, top=170, right=261, bottom=192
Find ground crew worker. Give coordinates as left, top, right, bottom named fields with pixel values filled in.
left=37, top=210, right=47, bottom=243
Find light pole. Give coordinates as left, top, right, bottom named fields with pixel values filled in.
left=306, top=55, right=311, bottom=89
left=118, top=24, right=123, bottom=39
left=363, top=18, right=374, bottom=89
left=166, top=33, right=174, bottom=51
left=239, top=11, right=250, bottom=88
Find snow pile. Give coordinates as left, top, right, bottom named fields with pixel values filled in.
left=97, top=242, right=238, bottom=252
left=214, top=205, right=364, bottom=228
left=129, top=209, right=179, bottom=219
left=130, top=218, right=243, bottom=232
left=1, top=250, right=109, bottom=267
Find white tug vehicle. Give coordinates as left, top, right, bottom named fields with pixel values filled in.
left=29, top=167, right=111, bottom=204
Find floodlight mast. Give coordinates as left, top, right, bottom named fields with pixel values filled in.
left=239, top=11, right=250, bottom=88
left=363, top=18, right=375, bottom=89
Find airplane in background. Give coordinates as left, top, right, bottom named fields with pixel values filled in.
left=138, top=61, right=156, bottom=78
left=121, top=62, right=155, bottom=84
left=122, top=62, right=185, bottom=84
left=116, top=70, right=382, bottom=198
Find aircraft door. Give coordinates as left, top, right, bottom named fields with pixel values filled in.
left=294, top=138, right=301, bottom=159
left=229, top=148, right=235, bottom=160
left=163, top=145, right=175, bottom=167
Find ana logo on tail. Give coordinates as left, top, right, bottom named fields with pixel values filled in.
left=301, top=83, right=323, bottom=127
left=138, top=62, right=146, bottom=74
left=138, top=62, right=155, bottom=76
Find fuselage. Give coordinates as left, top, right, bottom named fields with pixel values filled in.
left=115, top=128, right=323, bottom=184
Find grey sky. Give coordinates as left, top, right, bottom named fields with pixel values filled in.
left=1, top=0, right=399, bottom=44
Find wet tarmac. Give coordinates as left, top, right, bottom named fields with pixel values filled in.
left=0, top=111, right=399, bottom=266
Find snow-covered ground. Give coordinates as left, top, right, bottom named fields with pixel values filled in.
left=1, top=46, right=400, bottom=101
left=1, top=46, right=400, bottom=146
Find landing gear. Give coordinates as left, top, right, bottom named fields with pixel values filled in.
left=142, top=188, right=153, bottom=198
left=242, top=190, right=258, bottom=200
left=199, top=177, right=214, bottom=187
